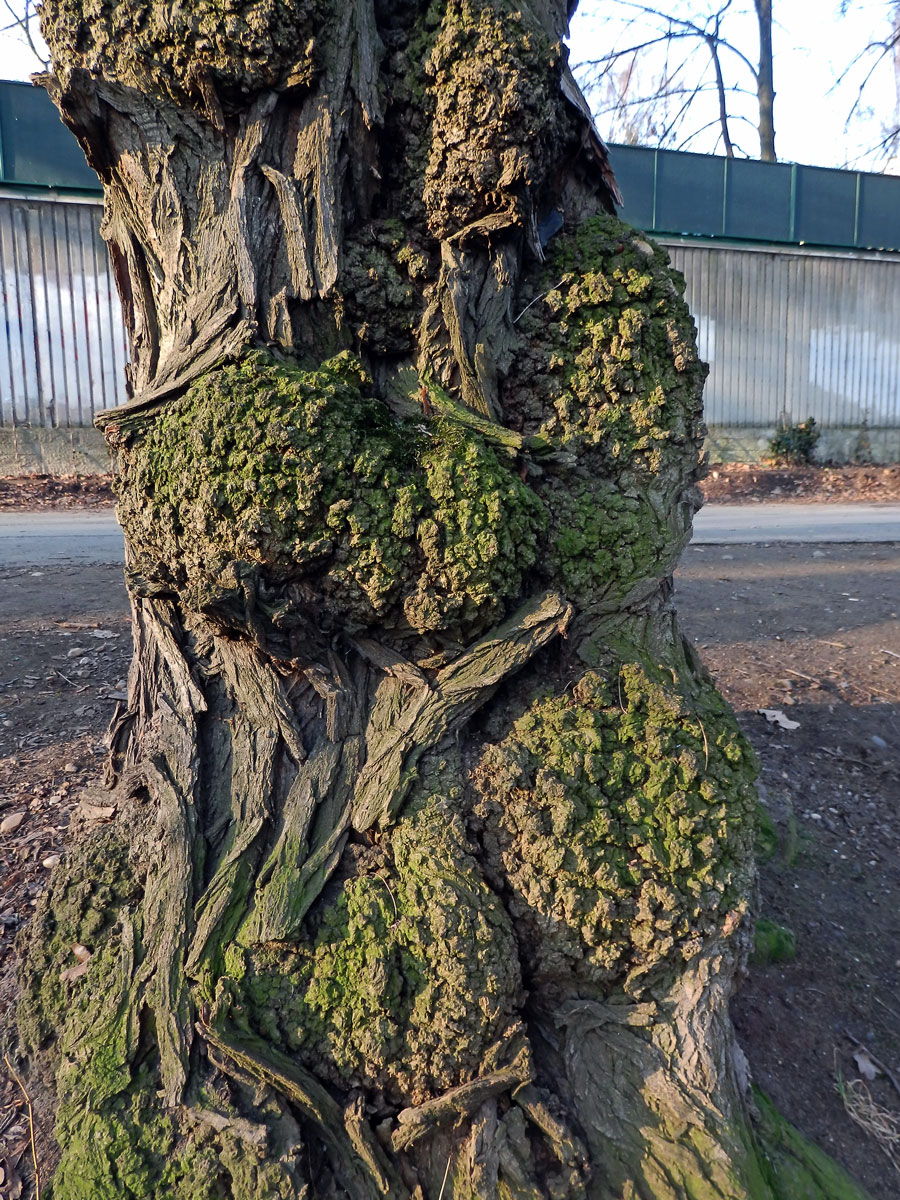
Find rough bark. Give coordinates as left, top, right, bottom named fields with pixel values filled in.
left=17, top=0, right=865, bottom=1197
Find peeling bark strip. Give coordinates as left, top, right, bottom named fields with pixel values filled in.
left=196, top=1023, right=410, bottom=1200
left=17, top=1, right=872, bottom=1198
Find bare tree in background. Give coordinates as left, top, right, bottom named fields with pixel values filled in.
left=836, top=0, right=900, bottom=166
left=0, top=0, right=47, bottom=69
left=575, top=0, right=777, bottom=160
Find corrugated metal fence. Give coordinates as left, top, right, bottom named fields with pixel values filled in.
left=0, top=193, right=127, bottom=429
left=663, top=238, right=900, bottom=431
left=2, top=191, right=900, bottom=450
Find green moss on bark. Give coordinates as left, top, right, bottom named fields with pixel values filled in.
left=539, top=474, right=674, bottom=610
left=424, top=0, right=567, bottom=241
left=18, top=827, right=141, bottom=1055
left=502, top=214, right=707, bottom=608
left=43, top=0, right=324, bottom=105
left=114, top=350, right=545, bottom=638
left=473, top=662, right=757, bottom=993
left=753, top=1089, right=873, bottom=1200
left=53, top=1074, right=303, bottom=1200
left=506, top=214, right=707, bottom=470
left=215, top=796, right=526, bottom=1106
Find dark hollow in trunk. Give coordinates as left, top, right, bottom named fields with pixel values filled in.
left=16, top=1, right=867, bottom=1196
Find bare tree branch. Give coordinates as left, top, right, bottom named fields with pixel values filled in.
left=0, top=0, right=49, bottom=68
left=705, top=25, right=734, bottom=156
left=573, top=0, right=776, bottom=161
left=832, top=1, right=900, bottom=167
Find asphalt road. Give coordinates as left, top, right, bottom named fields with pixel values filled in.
left=693, top=502, right=900, bottom=544
left=0, top=511, right=126, bottom=566
left=0, top=503, right=898, bottom=567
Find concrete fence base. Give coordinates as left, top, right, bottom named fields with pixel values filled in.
left=705, top=425, right=900, bottom=465
left=0, top=428, right=110, bottom=475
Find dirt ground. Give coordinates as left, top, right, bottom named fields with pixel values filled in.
left=701, top=463, right=900, bottom=505
left=0, top=565, right=132, bottom=1197
left=0, top=476, right=115, bottom=511
left=677, top=542, right=900, bottom=1199
left=0, top=537, right=898, bottom=1196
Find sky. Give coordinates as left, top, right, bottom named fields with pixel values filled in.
left=570, top=1, right=900, bottom=171
left=1, top=2, right=898, bottom=173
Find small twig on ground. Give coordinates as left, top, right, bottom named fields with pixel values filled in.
left=53, top=668, right=76, bottom=686
left=879, top=648, right=900, bottom=661
left=3, top=1054, right=41, bottom=1200
left=820, top=746, right=885, bottom=772
left=875, top=996, right=900, bottom=1026
left=784, top=667, right=820, bottom=684
left=820, top=640, right=847, bottom=649
left=843, top=1030, right=900, bottom=1104
left=437, top=1150, right=453, bottom=1200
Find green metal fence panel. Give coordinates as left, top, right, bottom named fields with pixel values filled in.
left=603, top=144, right=655, bottom=229
left=856, top=172, right=899, bottom=250
left=723, top=157, right=793, bottom=243
left=607, top=143, right=900, bottom=253
left=793, top=163, right=857, bottom=247
left=0, top=80, right=99, bottom=191
left=654, top=150, right=725, bottom=236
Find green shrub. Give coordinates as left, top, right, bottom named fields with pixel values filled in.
left=767, top=418, right=820, bottom=465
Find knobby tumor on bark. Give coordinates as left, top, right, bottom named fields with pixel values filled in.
left=16, top=1, right=870, bottom=1198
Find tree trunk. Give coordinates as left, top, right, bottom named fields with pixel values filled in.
left=755, top=0, right=777, bottom=162
left=706, top=32, right=735, bottom=158
left=17, top=1, right=864, bottom=1197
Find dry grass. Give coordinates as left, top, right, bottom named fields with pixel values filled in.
left=836, top=1060, right=900, bottom=1175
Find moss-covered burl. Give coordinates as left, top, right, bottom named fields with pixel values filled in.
left=19, top=0, right=871, bottom=1197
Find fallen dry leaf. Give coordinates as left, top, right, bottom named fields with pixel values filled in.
left=60, top=960, right=90, bottom=984
left=0, top=812, right=25, bottom=835
left=853, top=1048, right=882, bottom=1082
left=77, top=802, right=116, bottom=821
left=758, top=708, right=800, bottom=731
